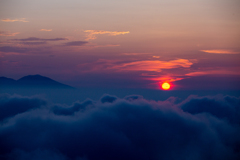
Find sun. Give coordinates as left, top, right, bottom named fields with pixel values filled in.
left=162, top=82, right=170, bottom=90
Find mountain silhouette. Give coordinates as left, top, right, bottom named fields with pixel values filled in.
left=0, top=75, right=73, bottom=89
left=0, top=77, right=17, bottom=86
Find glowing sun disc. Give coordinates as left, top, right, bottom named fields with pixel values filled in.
left=162, top=82, right=170, bottom=90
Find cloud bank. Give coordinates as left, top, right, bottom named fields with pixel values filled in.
left=0, top=94, right=240, bottom=160
left=0, top=94, right=46, bottom=121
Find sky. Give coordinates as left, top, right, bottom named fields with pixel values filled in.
left=1, top=1, right=240, bottom=160
left=0, top=0, right=240, bottom=90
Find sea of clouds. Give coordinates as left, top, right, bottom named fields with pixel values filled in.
left=0, top=94, right=240, bottom=160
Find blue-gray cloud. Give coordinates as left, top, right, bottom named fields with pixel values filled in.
left=20, top=41, right=47, bottom=45
left=0, top=46, right=30, bottom=53
left=180, top=95, right=240, bottom=124
left=64, top=41, right=88, bottom=46
left=51, top=99, right=94, bottom=115
left=0, top=94, right=47, bottom=121
left=11, top=37, right=68, bottom=41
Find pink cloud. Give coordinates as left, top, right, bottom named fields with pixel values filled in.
left=84, top=30, right=130, bottom=40
left=77, top=59, right=195, bottom=73
left=109, top=59, right=194, bottom=72
left=0, top=31, right=20, bottom=36
left=40, top=29, right=52, bottom=32
left=200, top=49, right=239, bottom=54
left=1, top=18, right=28, bottom=22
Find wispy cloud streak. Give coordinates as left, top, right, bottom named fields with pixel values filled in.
left=84, top=30, right=130, bottom=40
left=186, top=70, right=240, bottom=76
left=11, top=37, right=68, bottom=41
left=0, top=31, right=19, bottom=36
left=20, top=42, right=47, bottom=45
left=64, top=41, right=88, bottom=46
left=40, top=29, right=52, bottom=32
left=201, top=49, right=239, bottom=54
left=78, top=59, right=194, bottom=73
left=1, top=18, right=29, bottom=22
left=111, top=59, right=193, bottom=72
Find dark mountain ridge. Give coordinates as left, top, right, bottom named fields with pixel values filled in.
left=0, top=75, right=73, bottom=89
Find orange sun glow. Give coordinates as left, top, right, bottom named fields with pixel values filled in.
left=162, top=82, right=170, bottom=90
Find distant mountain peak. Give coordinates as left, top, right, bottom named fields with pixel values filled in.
left=0, top=75, right=74, bottom=89
left=19, top=74, right=50, bottom=78
left=0, top=77, right=17, bottom=86
left=0, top=76, right=16, bottom=80
left=18, top=74, right=54, bottom=81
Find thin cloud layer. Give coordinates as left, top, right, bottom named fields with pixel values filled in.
left=111, top=59, right=194, bottom=72
left=84, top=30, right=130, bottom=40
left=78, top=59, right=194, bottom=73
left=175, top=75, right=240, bottom=90
left=201, top=50, right=239, bottom=54
left=1, top=18, right=28, bottom=22
left=186, top=70, right=240, bottom=76
left=0, top=45, right=53, bottom=55
left=0, top=94, right=239, bottom=160
left=0, top=46, right=30, bottom=53
left=121, top=53, right=151, bottom=56
left=0, top=31, right=20, bottom=37
left=76, top=59, right=195, bottom=87
left=11, top=37, right=68, bottom=41
left=39, top=29, right=52, bottom=32
left=64, top=41, right=88, bottom=46
left=0, top=37, right=69, bottom=53
left=19, top=41, right=48, bottom=45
